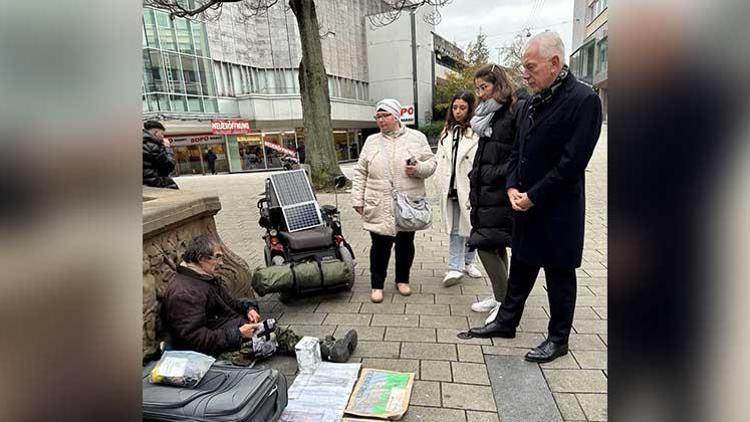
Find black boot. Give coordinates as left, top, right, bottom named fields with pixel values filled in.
left=320, top=330, right=358, bottom=363
left=524, top=339, right=568, bottom=363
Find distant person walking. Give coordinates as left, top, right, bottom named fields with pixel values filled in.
left=434, top=91, right=482, bottom=287
left=142, top=120, right=178, bottom=189
left=205, top=148, right=218, bottom=175
left=351, top=98, right=437, bottom=303
left=465, top=64, right=524, bottom=321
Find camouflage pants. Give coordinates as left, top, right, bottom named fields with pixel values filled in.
left=219, top=327, right=301, bottom=367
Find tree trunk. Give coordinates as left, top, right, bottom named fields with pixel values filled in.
left=289, top=0, right=343, bottom=187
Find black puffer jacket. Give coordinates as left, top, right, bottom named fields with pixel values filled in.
left=143, top=130, right=178, bottom=189
left=467, top=100, right=524, bottom=250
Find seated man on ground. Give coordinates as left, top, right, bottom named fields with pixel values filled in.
left=163, top=234, right=357, bottom=365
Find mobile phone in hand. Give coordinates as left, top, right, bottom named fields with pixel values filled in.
left=406, top=157, right=416, bottom=166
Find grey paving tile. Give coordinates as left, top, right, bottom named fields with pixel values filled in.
left=442, top=383, right=497, bottom=412
left=385, top=327, right=437, bottom=342
left=539, top=352, right=580, bottom=369
left=573, top=319, right=608, bottom=334
left=350, top=340, right=400, bottom=359
left=436, top=294, right=478, bottom=304
left=481, top=346, right=529, bottom=357
left=314, top=302, right=362, bottom=314
left=465, top=411, right=500, bottom=422
left=569, top=334, right=607, bottom=351
left=333, top=325, right=384, bottom=341
left=491, top=332, right=546, bottom=349
left=411, top=380, right=442, bottom=407
left=287, top=324, right=337, bottom=339
left=457, top=344, right=485, bottom=363
left=400, top=406, right=466, bottom=422
left=571, top=351, right=607, bottom=370
left=278, top=312, right=326, bottom=325
left=322, top=312, right=372, bottom=326
left=543, top=369, right=608, bottom=393
left=420, top=360, right=452, bottom=382
left=371, top=313, right=420, bottom=327
left=485, top=355, right=562, bottom=422
left=391, top=293, right=436, bottom=304
left=577, top=393, right=608, bottom=421
left=401, top=342, right=457, bottom=361
left=451, top=362, right=490, bottom=386
left=436, top=328, right=493, bottom=346
left=359, top=302, right=405, bottom=314
left=552, top=393, right=586, bottom=421
left=420, top=315, right=469, bottom=330
left=405, top=303, right=451, bottom=315
left=360, top=358, right=419, bottom=377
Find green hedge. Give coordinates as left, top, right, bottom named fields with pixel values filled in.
left=419, top=121, right=445, bottom=140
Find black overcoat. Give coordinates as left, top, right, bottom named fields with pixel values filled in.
left=506, top=73, right=602, bottom=268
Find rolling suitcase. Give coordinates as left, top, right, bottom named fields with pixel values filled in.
left=143, top=362, right=287, bottom=422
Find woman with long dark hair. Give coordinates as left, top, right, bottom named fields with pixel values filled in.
left=466, top=64, right=525, bottom=321
left=435, top=91, right=482, bottom=286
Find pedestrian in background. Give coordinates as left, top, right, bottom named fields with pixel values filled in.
left=351, top=98, right=437, bottom=303
left=466, top=64, right=525, bottom=321
left=434, top=91, right=482, bottom=287
left=205, top=148, right=217, bottom=175
left=468, top=32, right=602, bottom=364
left=143, top=120, right=178, bottom=189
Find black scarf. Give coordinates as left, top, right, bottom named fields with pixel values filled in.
left=529, top=64, right=570, bottom=109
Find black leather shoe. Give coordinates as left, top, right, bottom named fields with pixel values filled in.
left=467, top=320, right=516, bottom=338
left=524, top=339, right=568, bottom=363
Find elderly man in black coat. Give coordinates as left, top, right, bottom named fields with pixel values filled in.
left=468, top=31, right=602, bottom=363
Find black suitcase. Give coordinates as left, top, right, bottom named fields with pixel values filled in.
left=142, top=362, right=287, bottom=422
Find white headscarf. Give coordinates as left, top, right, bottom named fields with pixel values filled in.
left=376, top=98, right=402, bottom=123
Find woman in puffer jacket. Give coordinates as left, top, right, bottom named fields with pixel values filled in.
left=434, top=91, right=483, bottom=287
left=466, top=64, right=524, bottom=321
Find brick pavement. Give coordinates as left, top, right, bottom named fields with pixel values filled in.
left=174, top=125, right=607, bottom=421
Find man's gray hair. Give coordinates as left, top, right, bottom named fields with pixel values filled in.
left=525, top=31, right=566, bottom=60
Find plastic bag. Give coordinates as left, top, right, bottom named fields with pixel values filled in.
left=150, top=350, right=216, bottom=388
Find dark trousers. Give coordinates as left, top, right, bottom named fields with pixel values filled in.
left=495, top=255, right=577, bottom=344
left=369, top=231, right=416, bottom=289
left=208, top=162, right=216, bottom=174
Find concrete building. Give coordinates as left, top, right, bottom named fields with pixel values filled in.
left=142, top=1, right=448, bottom=175
left=570, top=0, right=608, bottom=120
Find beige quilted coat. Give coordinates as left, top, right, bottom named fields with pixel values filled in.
left=351, top=126, right=437, bottom=237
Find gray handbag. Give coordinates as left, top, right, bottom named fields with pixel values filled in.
left=381, top=139, right=432, bottom=231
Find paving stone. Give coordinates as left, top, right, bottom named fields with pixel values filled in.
left=287, top=324, right=337, bottom=339
left=400, top=406, right=466, bottom=422
left=279, top=302, right=319, bottom=313
left=461, top=285, right=495, bottom=296
left=359, top=302, right=405, bottom=314
left=333, top=325, right=384, bottom=341
left=577, top=393, right=607, bottom=421
left=360, top=358, right=420, bottom=376
left=552, top=393, right=586, bottom=420
left=435, top=294, right=478, bottom=304
left=351, top=340, right=400, bottom=359
left=519, top=318, right=551, bottom=333
left=571, top=307, right=602, bottom=320
left=592, top=306, right=607, bottom=319
left=568, top=334, right=607, bottom=351
left=371, top=314, right=420, bottom=327
left=481, top=346, right=529, bottom=357
left=278, top=312, right=326, bottom=325
left=573, top=318, right=608, bottom=335
left=457, top=344, right=485, bottom=363
left=350, top=291, right=393, bottom=303
left=543, top=369, right=608, bottom=393
left=485, top=355, right=563, bottom=422
left=391, top=293, right=436, bottom=304
left=323, top=312, right=372, bottom=326
left=599, top=334, right=607, bottom=346
left=401, top=342, right=457, bottom=361
left=442, top=383, right=497, bottom=412
left=421, top=283, right=463, bottom=295
left=385, top=327, right=437, bottom=342
left=571, top=351, right=607, bottom=370
left=405, top=303, right=451, bottom=316
left=411, top=380, right=442, bottom=407
left=420, top=360, right=452, bottom=381
left=465, top=411, right=500, bottom=422
left=539, top=352, right=580, bottom=369
left=451, top=362, right=490, bottom=386
left=420, top=315, right=469, bottom=330
left=449, top=304, right=480, bottom=316
left=314, top=302, right=362, bottom=314
left=436, top=328, right=493, bottom=345
left=491, top=332, right=546, bottom=349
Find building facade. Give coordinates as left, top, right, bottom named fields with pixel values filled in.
left=570, top=0, right=608, bottom=120
left=142, top=1, right=446, bottom=175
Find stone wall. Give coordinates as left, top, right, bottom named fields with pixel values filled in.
left=143, top=187, right=254, bottom=360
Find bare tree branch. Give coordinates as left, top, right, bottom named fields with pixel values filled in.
left=368, top=0, right=452, bottom=27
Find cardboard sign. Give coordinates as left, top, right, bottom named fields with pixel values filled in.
left=344, top=369, right=415, bottom=420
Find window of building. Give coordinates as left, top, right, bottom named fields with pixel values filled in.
left=164, top=52, right=186, bottom=94
left=155, top=11, right=178, bottom=52
left=143, top=9, right=159, bottom=48
left=597, top=37, right=608, bottom=74
left=175, top=19, right=194, bottom=55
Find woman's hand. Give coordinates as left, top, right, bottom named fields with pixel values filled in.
left=405, top=165, right=417, bottom=177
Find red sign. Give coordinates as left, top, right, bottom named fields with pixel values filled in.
left=264, top=141, right=297, bottom=157
left=400, top=105, right=415, bottom=124
left=211, top=120, right=251, bottom=135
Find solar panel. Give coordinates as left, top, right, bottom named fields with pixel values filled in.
left=282, top=202, right=324, bottom=232
left=269, top=169, right=316, bottom=206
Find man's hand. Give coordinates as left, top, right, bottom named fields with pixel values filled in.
left=507, top=187, right=522, bottom=204
left=514, top=193, right=534, bottom=211
left=353, top=206, right=364, bottom=216
left=405, top=165, right=417, bottom=177
left=247, top=309, right=261, bottom=323
left=162, top=138, right=171, bottom=148
left=239, top=322, right=261, bottom=339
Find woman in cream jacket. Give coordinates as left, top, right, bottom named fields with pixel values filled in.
left=351, top=98, right=437, bottom=303
left=435, top=91, right=482, bottom=287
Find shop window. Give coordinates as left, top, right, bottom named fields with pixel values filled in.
left=263, top=133, right=285, bottom=169
left=238, top=135, right=264, bottom=170
left=333, top=131, right=349, bottom=161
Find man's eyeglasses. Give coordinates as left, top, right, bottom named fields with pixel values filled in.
left=210, top=253, right=224, bottom=260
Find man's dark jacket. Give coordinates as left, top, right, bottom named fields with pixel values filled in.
left=163, top=265, right=258, bottom=357
left=143, top=130, right=178, bottom=189
left=507, top=73, right=602, bottom=268
left=467, top=100, right=524, bottom=250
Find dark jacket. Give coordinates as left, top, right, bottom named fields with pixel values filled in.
left=143, top=130, right=178, bottom=189
left=205, top=150, right=217, bottom=163
left=467, top=100, right=524, bottom=250
left=163, top=264, right=258, bottom=357
left=506, top=73, right=603, bottom=268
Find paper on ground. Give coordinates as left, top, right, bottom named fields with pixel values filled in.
left=280, top=362, right=362, bottom=422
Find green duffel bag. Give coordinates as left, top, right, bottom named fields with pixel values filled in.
left=251, top=264, right=294, bottom=296
left=320, top=260, right=353, bottom=287
left=291, top=261, right=322, bottom=290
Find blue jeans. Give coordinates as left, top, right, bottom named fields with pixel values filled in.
left=448, top=199, right=476, bottom=271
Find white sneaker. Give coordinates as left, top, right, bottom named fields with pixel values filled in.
left=442, top=270, right=464, bottom=287
left=485, top=302, right=501, bottom=325
left=464, top=263, right=483, bottom=278
left=471, top=296, right=499, bottom=313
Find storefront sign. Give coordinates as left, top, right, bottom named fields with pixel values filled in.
left=171, top=135, right=224, bottom=147
left=264, top=141, right=296, bottom=157
left=211, top=120, right=252, bottom=135
left=237, top=135, right=261, bottom=143
left=400, top=105, right=415, bottom=124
